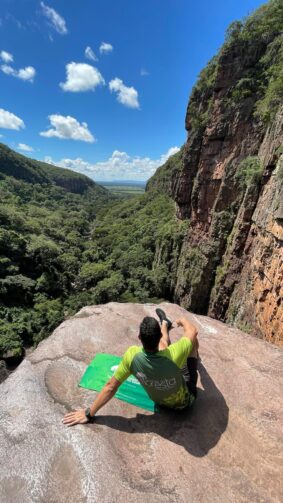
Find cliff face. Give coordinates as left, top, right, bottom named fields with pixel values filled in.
left=149, top=1, right=283, bottom=345
left=209, top=109, right=283, bottom=345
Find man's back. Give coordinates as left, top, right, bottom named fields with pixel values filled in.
left=114, top=337, right=195, bottom=409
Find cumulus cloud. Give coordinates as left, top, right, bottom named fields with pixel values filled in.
left=17, top=66, right=36, bottom=81
left=99, top=42, right=113, bottom=54
left=0, top=49, right=35, bottom=82
left=60, top=62, right=105, bottom=92
left=1, top=64, right=14, bottom=76
left=0, top=108, right=25, bottom=130
left=40, top=114, right=95, bottom=143
left=40, top=2, right=67, bottom=35
left=17, top=143, right=34, bottom=152
left=85, top=46, right=98, bottom=62
left=44, top=146, right=180, bottom=181
left=109, top=78, right=139, bottom=109
left=1, top=64, right=36, bottom=82
left=0, top=50, right=13, bottom=63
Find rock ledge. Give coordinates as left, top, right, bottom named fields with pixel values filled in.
left=0, top=302, right=282, bottom=503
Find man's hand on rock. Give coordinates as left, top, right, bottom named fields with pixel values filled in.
left=176, top=318, right=186, bottom=327
left=62, top=409, right=89, bottom=427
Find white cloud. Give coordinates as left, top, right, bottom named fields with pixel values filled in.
left=140, top=68, right=149, bottom=76
left=17, top=66, right=36, bottom=81
left=1, top=64, right=14, bottom=75
left=44, top=146, right=180, bottom=181
left=159, top=146, right=180, bottom=164
left=99, top=42, right=113, bottom=54
left=40, top=2, right=67, bottom=35
left=109, top=78, right=139, bottom=109
left=85, top=46, right=98, bottom=62
left=0, top=108, right=25, bottom=130
left=60, top=62, right=105, bottom=92
left=1, top=64, right=36, bottom=82
left=0, top=50, right=13, bottom=63
left=17, top=143, right=34, bottom=152
left=40, top=114, right=95, bottom=143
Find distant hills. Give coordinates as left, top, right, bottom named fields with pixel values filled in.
left=0, top=143, right=107, bottom=196
left=99, top=180, right=146, bottom=187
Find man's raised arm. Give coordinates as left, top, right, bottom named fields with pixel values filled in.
left=175, top=317, right=198, bottom=345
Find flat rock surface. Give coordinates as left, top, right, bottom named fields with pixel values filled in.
left=0, top=302, right=282, bottom=503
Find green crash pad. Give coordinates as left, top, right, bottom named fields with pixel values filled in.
left=79, top=353, right=157, bottom=412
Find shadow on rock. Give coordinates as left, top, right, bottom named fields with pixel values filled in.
left=95, top=362, right=229, bottom=457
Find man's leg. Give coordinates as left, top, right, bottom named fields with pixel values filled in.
left=156, top=308, right=172, bottom=350
left=156, top=308, right=199, bottom=396
left=158, top=320, right=171, bottom=350
left=182, top=336, right=199, bottom=398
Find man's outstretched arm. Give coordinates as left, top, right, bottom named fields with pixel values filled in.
left=62, top=376, right=121, bottom=427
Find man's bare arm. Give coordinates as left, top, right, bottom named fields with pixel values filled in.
left=62, top=376, right=121, bottom=426
left=89, top=376, right=121, bottom=416
left=175, top=317, right=198, bottom=345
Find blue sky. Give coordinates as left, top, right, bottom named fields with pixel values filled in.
left=0, top=0, right=266, bottom=181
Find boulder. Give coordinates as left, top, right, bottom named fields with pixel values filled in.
left=0, top=302, right=282, bottom=503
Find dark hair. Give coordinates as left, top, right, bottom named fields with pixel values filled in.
left=139, top=316, right=161, bottom=350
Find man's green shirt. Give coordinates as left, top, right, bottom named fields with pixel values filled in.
left=114, top=337, right=195, bottom=409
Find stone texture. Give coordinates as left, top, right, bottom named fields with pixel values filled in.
left=0, top=302, right=282, bottom=503
left=209, top=108, right=283, bottom=346
left=0, top=360, right=8, bottom=384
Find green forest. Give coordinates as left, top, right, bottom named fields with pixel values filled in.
left=0, top=143, right=186, bottom=360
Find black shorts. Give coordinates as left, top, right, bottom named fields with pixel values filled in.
left=181, top=357, right=198, bottom=398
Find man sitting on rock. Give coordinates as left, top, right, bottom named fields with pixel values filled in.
left=62, top=309, right=199, bottom=426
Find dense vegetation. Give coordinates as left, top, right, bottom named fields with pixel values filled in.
left=73, top=191, right=187, bottom=304
left=0, top=142, right=98, bottom=193
left=146, top=148, right=184, bottom=195
left=0, top=145, right=110, bottom=358
left=0, top=145, right=185, bottom=360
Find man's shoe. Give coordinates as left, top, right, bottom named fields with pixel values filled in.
left=155, top=308, right=172, bottom=330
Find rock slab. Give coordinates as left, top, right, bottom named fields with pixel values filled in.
left=0, top=302, right=282, bottom=503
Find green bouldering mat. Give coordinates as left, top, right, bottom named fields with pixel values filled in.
left=79, top=353, right=157, bottom=412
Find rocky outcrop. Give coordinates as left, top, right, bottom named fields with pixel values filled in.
left=149, top=4, right=283, bottom=345
left=0, top=302, right=282, bottom=503
left=209, top=109, right=283, bottom=345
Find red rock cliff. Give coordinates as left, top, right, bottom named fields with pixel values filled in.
left=149, top=2, right=283, bottom=345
